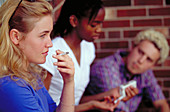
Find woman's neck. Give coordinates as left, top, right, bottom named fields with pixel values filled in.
left=63, top=34, right=82, bottom=65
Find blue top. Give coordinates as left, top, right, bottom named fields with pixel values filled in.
left=0, top=76, right=57, bottom=112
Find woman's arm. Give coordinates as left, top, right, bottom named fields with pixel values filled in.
left=53, top=50, right=75, bottom=112
left=76, top=96, right=119, bottom=112
left=80, top=87, right=120, bottom=103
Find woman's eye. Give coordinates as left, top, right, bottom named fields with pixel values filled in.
left=40, top=34, right=46, bottom=38
left=91, top=24, right=97, bottom=27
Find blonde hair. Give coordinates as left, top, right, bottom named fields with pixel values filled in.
left=134, top=29, right=169, bottom=64
left=0, top=0, right=53, bottom=90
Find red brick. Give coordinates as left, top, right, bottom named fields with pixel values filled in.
left=157, top=80, right=163, bottom=86
left=99, top=32, right=105, bottom=39
left=133, top=19, right=162, bottom=27
left=167, top=38, right=170, bottom=46
left=93, top=42, right=97, bottom=48
left=108, top=31, right=121, bottom=38
left=96, top=51, right=115, bottom=59
left=164, top=18, right=170, bottom=26
left=124, top=30, right=141, bottom=38
left=103, top=20, right=130, bottom=28
left=100, top=41, right=128, bottom=49
left=117, top=9, right=146, bottom=17
left=154, top=63, right=162, bottom=67
left=163, top=90, right=169, bottom=98
left=102, top=0, right=131, bottom=7
left=164, top=59, right=170, bottom=66
left=164, top=81, right=170, bottom=87
left=134, top=0, right=163, bottom=5
left=149, top=7, right=170, bottom=16
left=153, top=70, right=170, bottom=78
left=154, top=28, right=169, bottom=37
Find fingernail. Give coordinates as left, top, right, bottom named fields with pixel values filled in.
left=52, top=54, right=55, bottom=57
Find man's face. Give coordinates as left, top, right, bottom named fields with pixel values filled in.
left=126, top=40, right=160, bottom=74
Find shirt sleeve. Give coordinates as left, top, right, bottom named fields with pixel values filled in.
left=42, top=87, right=57, bottom=112
left=86, top=60, right=110, bottom=95
left=0, top=80, right=45, bottom=112
left=86, top=55, right=122, bottom=95
left=82, top=40, right=96, bottom=65
left=143, top=70, right=165, bottom=101
left=88, top=42, right=96, bottom=65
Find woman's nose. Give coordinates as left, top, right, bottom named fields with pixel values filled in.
left=46, top=36, right=53, bottom=48
left=96, top=24, right=102, bottom=33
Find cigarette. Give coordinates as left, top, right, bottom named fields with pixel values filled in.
left=114, top=95, right=124, bottom=104
left=59, top=52, right=69, bottom=56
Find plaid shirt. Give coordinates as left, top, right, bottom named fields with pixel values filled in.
left=86, top=50, right=165, bottom=112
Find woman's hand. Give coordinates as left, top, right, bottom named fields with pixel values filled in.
left=105, top=87, right=121, bottom=101
left=52, top=50, right=75, bottom=84
left=92, top=96, right=119, bottom=112
left=105, top=86, right=138, bottom=102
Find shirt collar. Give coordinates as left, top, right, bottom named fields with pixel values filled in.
left=118, top=50, right=140, bottom=81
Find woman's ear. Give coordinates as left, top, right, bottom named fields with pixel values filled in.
left=9, top=29, right=21, bottom=45
left=69, top=15, right=78, bottom=27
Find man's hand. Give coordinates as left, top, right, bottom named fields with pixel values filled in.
left=122, top=86, right=139, bottom=101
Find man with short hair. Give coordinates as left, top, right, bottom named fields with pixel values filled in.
left=85, top=29, right=170, bottom=112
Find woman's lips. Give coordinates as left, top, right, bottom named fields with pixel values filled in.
left=93, top=35, right=100, bottom=40
left=42, top=51, right=48, bottom=56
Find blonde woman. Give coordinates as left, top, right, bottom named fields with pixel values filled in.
left=0, top=0, right=75, bottom=112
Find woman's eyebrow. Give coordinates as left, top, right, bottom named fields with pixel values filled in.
left=40, top=30, right=50, bottom=34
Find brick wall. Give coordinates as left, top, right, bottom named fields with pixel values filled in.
left=100, top=1, right=170, bottom=111
left=50, top=0, right=170, bottom=111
